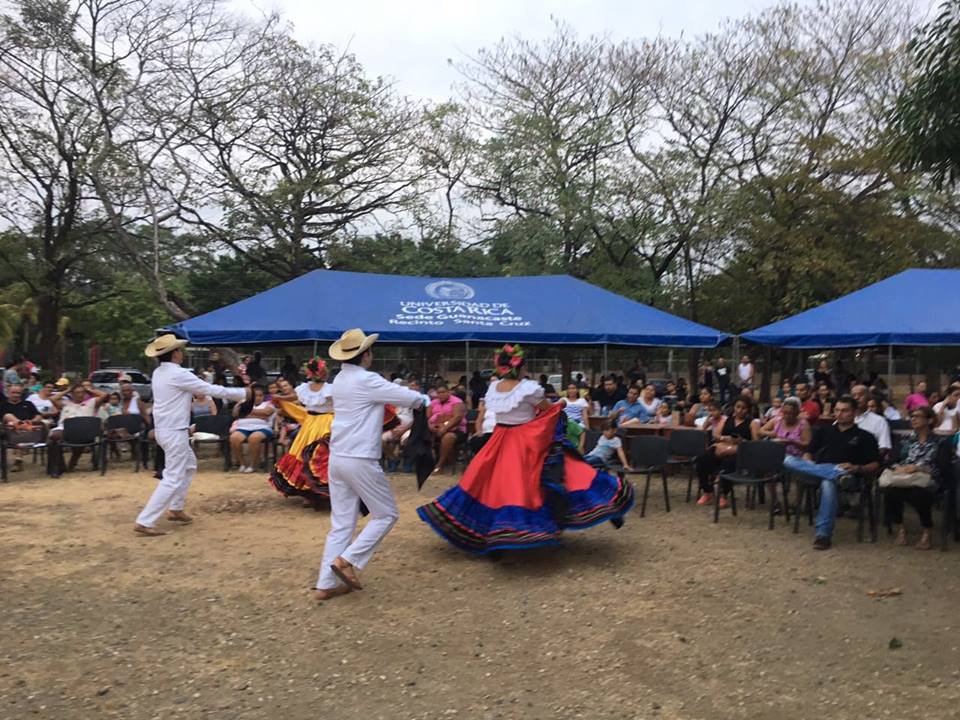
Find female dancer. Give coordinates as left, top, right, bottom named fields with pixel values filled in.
left=269, top=357, right=335, bottom=506
left=417, top=344, right=635, bottom=554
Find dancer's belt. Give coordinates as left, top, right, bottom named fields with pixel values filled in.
left=307, top=411, right=323, bottom=416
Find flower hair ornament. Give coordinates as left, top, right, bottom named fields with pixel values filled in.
left=304, top=356, right=328, bottom=381
left=493, top=343, right=525, bottom=378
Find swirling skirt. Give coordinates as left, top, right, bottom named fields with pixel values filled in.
left=269, top=412, right=333, bottom=500
left=417, top=404, right=634, bottom=554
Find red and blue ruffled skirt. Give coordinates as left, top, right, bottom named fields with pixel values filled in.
left=417, top=404, right=634, bottom=554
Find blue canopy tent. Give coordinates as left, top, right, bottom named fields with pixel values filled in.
left=167, top=270, right=728, bottom=351
left=741, top=268, right=960, bottom=385
left=741, top=269, right=960, bottom=348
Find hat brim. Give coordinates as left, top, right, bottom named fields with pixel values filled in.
left=144, top=337, right=189, bottom=358
left=329, top=333, right=379, bottom=361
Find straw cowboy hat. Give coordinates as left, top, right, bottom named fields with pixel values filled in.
left=329, top=328, right=379, bottom=361
left=144, top=333, right=189, bottom=358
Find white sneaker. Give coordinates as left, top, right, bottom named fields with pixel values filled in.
left=241, top=466, right=254, bottom=474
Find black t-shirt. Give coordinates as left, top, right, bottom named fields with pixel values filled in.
left=715, top=365, right=730, bottom=388
left=628, top=367, right=646, bottom=386
left=593, top=385, right=626, bottom=409
left=809, top=424, right=880, bottom=465
left=0, top=399, right=39, bottom=421
left=721, top=416, right=753, bottom=441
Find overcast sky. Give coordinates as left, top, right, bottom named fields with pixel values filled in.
left=234, top=0, right=782, bottom=102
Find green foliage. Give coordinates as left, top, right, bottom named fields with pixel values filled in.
left=327, top=234, right=500, bottom=278
left=71, top=276, right=173, bottom=368
left=892, top=1, right=960, bottom=188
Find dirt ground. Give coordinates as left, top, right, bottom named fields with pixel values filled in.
left=2, top=453, right=960, bottom=720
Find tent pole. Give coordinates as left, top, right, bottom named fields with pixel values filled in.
left=312, top=340, right=317, bottom=357
left=667, top=349, right=674, bottom=378
left=465, top=340, right=470, bottom=376
left=602, top=344, right=608, bottom=377
left=887, top=344, right=894, bottom=393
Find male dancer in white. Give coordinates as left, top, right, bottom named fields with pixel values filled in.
left=134, top=335, right=251, bottom=537
left=315, top=329, right=428, bottom=601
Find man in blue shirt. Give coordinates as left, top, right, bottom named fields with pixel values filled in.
left=610, top=386, right=652, bottom=427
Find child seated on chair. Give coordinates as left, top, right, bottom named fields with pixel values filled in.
left=584, top=421, right=632, bottom=471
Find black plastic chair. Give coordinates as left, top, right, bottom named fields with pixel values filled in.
left=191, top=414, right=234, bottom=471
left=717, top=441, right=787, bottom=527
left=583, top=430, right=602, bottom=455
left=942, top=460, right=960, bottom=551
left=1, top=425, right=48, bottom=481
left=666, top=429, right=709, bottom=502
left=791, top=465, right=878, bottom=542
left=623, top=435, right=670, bottom=517
left=102, top=415, right=145, bottom=473
left=50, top=417, right=105, bottom=477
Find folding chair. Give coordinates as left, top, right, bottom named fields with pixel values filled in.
left=50, top=417, right=105, bottom=477
left=192, top=414, right=234, bottom=471
left=583, top=430, right=602, bottom=455
left=666, top=429, right=709, bottom=502
left=623, top=435, right=670, bottom=517
left=1, top=425, right=48, bottom=481
left=102, top=415, right=145, bottom=473
left=716, top=441, right=786, bottom=527
left=792, top=468, right=877, bottom=542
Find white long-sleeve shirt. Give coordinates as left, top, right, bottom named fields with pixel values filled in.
left=151, top=362, right=247, bottom=430
left=330, top=363, right=427, bottom=459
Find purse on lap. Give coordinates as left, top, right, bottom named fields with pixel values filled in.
left=878, top=468, right=935, bottom=489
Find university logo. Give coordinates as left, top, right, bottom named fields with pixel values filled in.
left=424, top=280, right=475, bottom=300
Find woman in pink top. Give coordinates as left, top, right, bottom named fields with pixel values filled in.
left=903, top=381, right=929, bottom=415
left=428, top=384, right=466, bottom=475
left=757, top=397, right=811, bottom=457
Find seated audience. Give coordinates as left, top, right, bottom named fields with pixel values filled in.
left=428, top=383, right=466, bottom=475
left=610, top=385, right=651, bottom=428
left=816, top=382, right=835, bottom=416
left=560, top=383, right=590, bottom=428
left=538, top=374, right=558, bottom=401
left=933, top=384, right=960, bottom=433
left=26, top=381, right=60, bottom=424
left=694, top=397, right=754, bottom=507
left=869, top=393, right=901, bottom=421
left=684, top=388, right=714, bottom=428
left=661, top=381, right=679, bottom=410
left=757, top=397, right=810, bottom=457
left=776, top=379, right=793, bottom=401
left=782, top=396, right=880, bottom=550
left=795, top=382, right=820, bottom=421
left=119, top=380, right=149, bottom=418
left=1, top=383, right=43, bottom=472
left=763, top=396, right=783, bottom=421
left=884, top=405, right=941, bottom=551
left=851, top=384, right=892, bottom=455
left=229, top=385, right=275, bottom=473
left=654, top=402, right=673, bottom=425
left=592, top=375, right=627, bottom=414
left=583, top=421, right=631, bottom=470
left=637, top=383, right=661, bottom=420
left=49, top=382, right=109, bottom=476
left=903, top=381, right=930, bottom=415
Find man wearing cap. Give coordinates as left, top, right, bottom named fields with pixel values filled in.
left=315, top=329, right=429, bottom=601
left=134, top=334, right=251, bottom=537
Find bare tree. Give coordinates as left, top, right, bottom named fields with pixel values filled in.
left=176, top=38, right=430, bottom=281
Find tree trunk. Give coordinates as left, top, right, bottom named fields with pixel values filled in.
left=35, top=297, right=62, bottom=376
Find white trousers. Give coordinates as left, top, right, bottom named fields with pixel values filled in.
left=316, top=455, right=399, bottom=590
left=135, top=429, right=198, bottom=528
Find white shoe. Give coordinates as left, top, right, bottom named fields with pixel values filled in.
left=241, top=466, right=254, bottom=474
